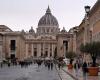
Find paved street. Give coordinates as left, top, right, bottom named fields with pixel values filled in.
left=0, top=64, right=74, bottom=80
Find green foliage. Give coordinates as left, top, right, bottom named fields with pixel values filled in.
left=80, top=41, right=100, bottom=66
left=80, top=43, right=85, bottom=52
left=66, top=51, right=76, bottom=59
left=80, top=41, right=100, bottom=57
left=66, top=51, right=76, bottom=64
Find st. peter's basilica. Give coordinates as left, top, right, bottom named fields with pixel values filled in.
left=0, top=6, right=74, bottom=61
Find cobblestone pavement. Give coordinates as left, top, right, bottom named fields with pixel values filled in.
left=0, top=64, right=75, bottom=80
left=63, top=66, right=100, bottom=80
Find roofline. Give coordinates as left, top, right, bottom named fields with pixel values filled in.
left=89, top=0, right=100, bottom=17
left=78, top=0, right=99, bottom=28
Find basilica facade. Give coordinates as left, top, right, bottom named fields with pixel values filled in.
left=0, top=0, right=100, bottom=63
left=0, top=7, right=74, bottom=61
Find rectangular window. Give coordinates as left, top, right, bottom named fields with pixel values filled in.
left=10, top=40, right=16, bottom=50
left=34, top=51, right=37, bottom=57
left=45, top=51, right=48, bottom=57
left=63, top=40, right=68, bottom=50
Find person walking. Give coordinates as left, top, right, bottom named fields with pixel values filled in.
left=82, top=61, right=88, bottom=80
left=74, top=60, right=80, bottom=77
left=58, top=61, right=61, bottom=70
left=50, top=61, right=53, bottom=70
left=47, top=60, right=50, bottom=70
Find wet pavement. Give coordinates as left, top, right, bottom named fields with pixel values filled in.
left=0, top=64, right=72, bottom=80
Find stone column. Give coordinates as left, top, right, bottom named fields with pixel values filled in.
left=43, top=42, right=45, bottom=56
left=37, top=44, right=41, bottom=57
left=52, top=44, right=54, bottom=57
left=48, top=43, right=50, bottom=57
left=25, top=44, right=28, bottom=59
left=32, top=44, right=33, bottom=57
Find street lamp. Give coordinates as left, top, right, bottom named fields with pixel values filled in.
left=85, top=6, right=90, bottom=20
left=85, top=6, right=90, bottom=14
left=84, top=5, right=91, bottom=44
left=84, top=5, right=91, bottom=64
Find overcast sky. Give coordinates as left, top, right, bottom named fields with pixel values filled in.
left=0, top=0, right=97, bottom=31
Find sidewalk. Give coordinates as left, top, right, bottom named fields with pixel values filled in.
left=55, top=65, right=74, bottom=80
left=62, top=66, right=100, bottom=80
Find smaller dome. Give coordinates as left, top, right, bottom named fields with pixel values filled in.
left=61, top=27, right=67, bottom=33
left=29, top=27, right=35, bottom=34
left=21, top=29, right=25, bottom=34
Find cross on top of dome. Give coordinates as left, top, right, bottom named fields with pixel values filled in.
left=46, top=6, right=51, bottom=14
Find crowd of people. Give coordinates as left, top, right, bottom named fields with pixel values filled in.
left=0, top=57, right=65, bottom=73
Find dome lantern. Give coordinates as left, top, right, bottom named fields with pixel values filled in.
left=46, top=6, right=51, bottom=14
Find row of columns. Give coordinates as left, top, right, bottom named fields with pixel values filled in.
left=25, top=43, right=56, bottom=58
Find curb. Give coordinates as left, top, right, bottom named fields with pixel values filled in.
left=62, top=68, right=78, bottom=80
left=55, top=65, right=63, bottom=80
left=55, top=64, right=78, bottom=80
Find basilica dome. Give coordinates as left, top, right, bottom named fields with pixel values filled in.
left=38, top=6, right=59, bottom=27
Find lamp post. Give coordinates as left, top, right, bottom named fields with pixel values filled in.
left=84, top=5, right=90, bottom=57
left=84, top=5, right=90, bottom=44
left=84, top=5, right=91, bottom=65
left=85, top=6, right=90, bottom=14
left=85, top=6, right=93, bottom=42
left=85, top=6, right=90, bottom=21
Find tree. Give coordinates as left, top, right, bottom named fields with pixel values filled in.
left=66, top=51, right=76, bottom=64
left=80, top=41, right=100, bottom=67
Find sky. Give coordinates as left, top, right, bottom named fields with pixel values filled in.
left=0, top=0, right=97, bottom=32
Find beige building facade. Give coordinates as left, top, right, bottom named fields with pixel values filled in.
left=1, top=1, right=99, bottom=62
left=71, top=0, right=100, bottom=62
left=0, top=7, right=73, bottom=61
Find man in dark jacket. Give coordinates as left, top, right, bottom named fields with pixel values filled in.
left=74, top=60, right=80, bottom=77
left=82, top=61, right=88, bottom=80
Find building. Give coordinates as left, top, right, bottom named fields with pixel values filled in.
left=0, top=7, right=74, bottom=61
left=74, top=0, right=100, bottom=62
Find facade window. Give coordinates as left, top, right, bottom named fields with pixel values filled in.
left=50, top=52, right=52, bottom=57
left=28, top=44, right=31, bottom=53
left=89, top=31, right=92, bottom=41
left=34, top=51, right=37, bottom=57
left=41, top=43, right=43, bottom=50
left=51, top=29, right=53, bottom=32
left=10, top=40, right=16, bottom=50
left=43, top=28, right=45, bottom=33
left=41, top=52, right=43, bottom=57
left=34, top=48, right=37, bottom=57
left=63, top=40, right=68, bottom=50
left=47, top=29, right=49, bottom=33
left=45, top=51, right=48, bottom=57
left=34, top=48, right=37, bottom=50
